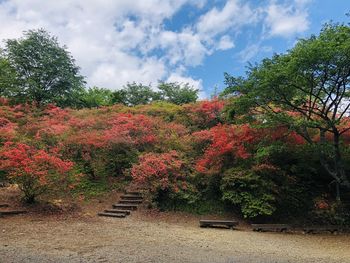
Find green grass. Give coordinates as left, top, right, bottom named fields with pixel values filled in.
left=72, top=177, right=129, bottom=199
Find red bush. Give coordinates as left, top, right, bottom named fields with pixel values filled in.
left=0, top=142, right=74, bottom=202
left=193, top=124, right=257, bottom=174
left=131, top=151, right=187, bottom=193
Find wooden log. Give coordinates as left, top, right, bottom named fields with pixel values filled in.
left=119, top=199, right=143, bottom=204
left=104, top=209, right=131, bottom=215
left=124, top=191, right=142, bottom=196
left=98, top=212, right=126, bottom=218
left=120, top=195, right=143, bottom=200
left=112, top=204, right=138, bottom=210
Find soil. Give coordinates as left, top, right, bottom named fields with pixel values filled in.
left=1, top=186, right=350, bottom=263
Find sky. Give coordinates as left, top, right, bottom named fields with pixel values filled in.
left=0, top=0, right=349, bottom=98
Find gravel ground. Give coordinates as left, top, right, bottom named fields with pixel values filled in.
left=1, top=213, right=350, bottom=263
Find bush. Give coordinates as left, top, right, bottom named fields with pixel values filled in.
left=221, top=166, right=277, bottom=218
left=0, top=142, right=75, bottom=203
left=131, top=151, right=189, bottom=196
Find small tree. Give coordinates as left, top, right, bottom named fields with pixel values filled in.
left=222, top=23, right=350, bottom=198
left=0, top=142, right=74, bottom=203
left=3, top=29, right=85, bottom=107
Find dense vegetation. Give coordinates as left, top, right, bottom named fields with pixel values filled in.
left=1, top=24, right=350, bottom=225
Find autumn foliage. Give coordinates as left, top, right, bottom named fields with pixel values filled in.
left=193, top=124, right=257, bottom=174
left=1, top=96, right=349, bottom=221
left=131, top=151, right=187, bottom=193
left=0, top=142, right=74, bottom=202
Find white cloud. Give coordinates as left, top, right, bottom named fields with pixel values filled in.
left=217, top=35, right=235, bottom=50
left=196, top=0, right=257, bottom=39
left=265, top=2, right=310, bottom=37
left=0, top=0, right=202, bottom=90
left=238, top=43, right=272, bottom=62
left=0, top=0, right=312, bottom=95
left=167, top=73, right=203, bottom=91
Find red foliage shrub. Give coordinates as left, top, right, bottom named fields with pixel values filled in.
left=131, top=151, right=187, bottom=193
left=267, top=126, right=305, bottom=145
left=0, top=117, right=17, bottom=141
left=0, top=142, right=74, bottom=202
left=103, top=113, right=157, bottom=146
left=184, top=99, right=225, bottom=128
left=193, top=124, right=257, bottom=174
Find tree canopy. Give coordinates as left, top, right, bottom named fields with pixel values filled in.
left=2, top=29, right=85, bottom=106
left=157, top=82, right=198, bottom=105
left=222, top=23, right=350, bottom=195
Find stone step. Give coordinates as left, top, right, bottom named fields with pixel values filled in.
left=104, top=209, right=131, bottom=215
left=98, top=212, right=126, bottom=218
left=0, top=204, right=9, bottom=208
left=0, top=210, right=27, bottom=216
left=112, top=204, right=138, bottom=210
left=120, top=195, right=143, bottom=200
left=119, top=199, right=143, bottom=204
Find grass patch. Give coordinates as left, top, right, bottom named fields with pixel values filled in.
left=72, top=177, right=130, bottom=199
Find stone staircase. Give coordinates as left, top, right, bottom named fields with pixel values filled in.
left=98, top=191, right=143, bottom=218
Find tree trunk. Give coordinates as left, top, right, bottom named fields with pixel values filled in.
left=319, top=129, right=350, bottom=201
left=333, top=132, right=350, bottom=189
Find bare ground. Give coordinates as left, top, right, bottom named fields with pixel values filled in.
left=1, top=187, right=350, bottom=263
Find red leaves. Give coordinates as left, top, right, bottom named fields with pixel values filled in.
left=0, top=117, right=17, bottom=141
left=0, top=142, right=73, bottom=185
left=131, top=151, right=187, bottom=192
left=184, top=99, right=225, bottom=128
left=104, top=113, right=157, bottom=146
left=193, top=124, right=257, bottom=174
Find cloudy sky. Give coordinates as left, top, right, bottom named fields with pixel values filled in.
left=0, top=0, right=349, bottom=97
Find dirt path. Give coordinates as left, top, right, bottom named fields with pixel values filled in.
left=1, top=213, right=350, bottom=263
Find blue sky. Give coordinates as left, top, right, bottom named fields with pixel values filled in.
left=0, top=0, right=349, bottom=97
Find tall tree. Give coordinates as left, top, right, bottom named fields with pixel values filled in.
left=0, top=56, right=19, bottom=98
left=3, top=29, right=85, bottom=107
left=222, top=23, right=350, bottom=198
left=157, top=82, right=198, bottom=105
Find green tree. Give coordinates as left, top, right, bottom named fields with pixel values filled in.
left=222, top=23, right=350, bottom=198
left=111, top=89, right=127, bottom=105
left=0, top=56, right=19, bottom=98
left=157, top=82, right=198, bottom=105
left=3, top=29, right=85, bottom=106
left=80, top=87, right=113, bottom=108
left=117, top=82, right=159, bottom=106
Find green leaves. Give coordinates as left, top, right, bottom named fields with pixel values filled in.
left=3, top=29, right=85, bottom=107
left=157, top=82, right=198, bottom=105
left=222, top=22, right=350, bottom=189
left=221, top=167, right=276, bottom=218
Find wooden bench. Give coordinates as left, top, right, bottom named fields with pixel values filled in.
left=199, top=220, right=238, bottom=229
left=302, top=226, right=342, bottom=234
left=0, top=210, right=27, bottom=216
left=252, top=224, right=291, bottom=232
